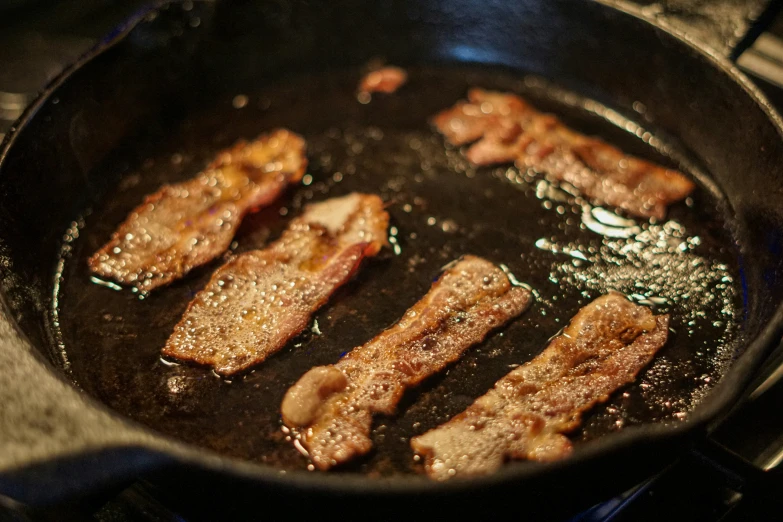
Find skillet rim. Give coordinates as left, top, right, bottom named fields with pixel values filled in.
left=1, top=0, right=782, bottom=496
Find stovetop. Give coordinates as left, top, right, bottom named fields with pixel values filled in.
left=1, top=1, right=783, bottom=521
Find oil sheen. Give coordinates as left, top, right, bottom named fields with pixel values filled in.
left=53, top=66, right=742, bottom=476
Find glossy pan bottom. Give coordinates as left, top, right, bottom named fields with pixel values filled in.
left=53, top=65, right=742, bottom=476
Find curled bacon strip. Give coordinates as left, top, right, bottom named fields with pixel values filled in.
left=411, top=292, right=669, bottom=480
left=358, top=66, right=408, bottom=95
left=89, top=129, right=307, bottom=292
left=162, top=193, right=389, bottom=376
left=433, top=89, right=694, bottom=219
left=281, top=256, right=532, bottom=469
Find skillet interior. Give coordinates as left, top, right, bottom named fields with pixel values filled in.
left=1, top=0, right=783, bottom=494
left=53, top=64, right=742, bottom=475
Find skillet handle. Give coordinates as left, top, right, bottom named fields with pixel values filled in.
left=0, top=304, right=171, bottom=506
left=691, top=340, right=783, bottom=486
left=623, top=0, right=781, bottom=60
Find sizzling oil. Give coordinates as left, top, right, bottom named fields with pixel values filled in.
left=53, top=66, right=742, bottom=476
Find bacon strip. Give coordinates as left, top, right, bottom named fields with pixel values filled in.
left=358, top=66, right=408, bottom=95
left=281, top=256, right=532, bottom=469
left=433, top=89, right=694, bottom=219
left=89, top=129, right=307, bottom=292
left=162, top=193, right=389, bottom=376
left=411, top=292, right=669, bottom=480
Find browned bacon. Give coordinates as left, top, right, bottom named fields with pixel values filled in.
left=88, top=129, right=307, bottom=292
left=358, top=66, right=408, bottom=95
left=411, top=292, right=669, bottom=480
left=162, top=193, right=389, bottom=376
left=433, top=88, right=694, bottom=219
left=281, top=256, right=532, bottom=469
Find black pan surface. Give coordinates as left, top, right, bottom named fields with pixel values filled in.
left=54, top=65, right=742, bottom=475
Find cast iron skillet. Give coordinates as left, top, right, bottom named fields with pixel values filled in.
left=1, top=0, right=783, bottom=518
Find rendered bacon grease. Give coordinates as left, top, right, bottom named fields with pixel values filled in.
left=411, top=292, right=669, bottom=480
left=433, top=89, right=694, bottom=219
left=162, top=193, right=389, bottom=376
left=281, top=256, right=532, bottom=469
left=89, top=129, right=307, bottom=292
